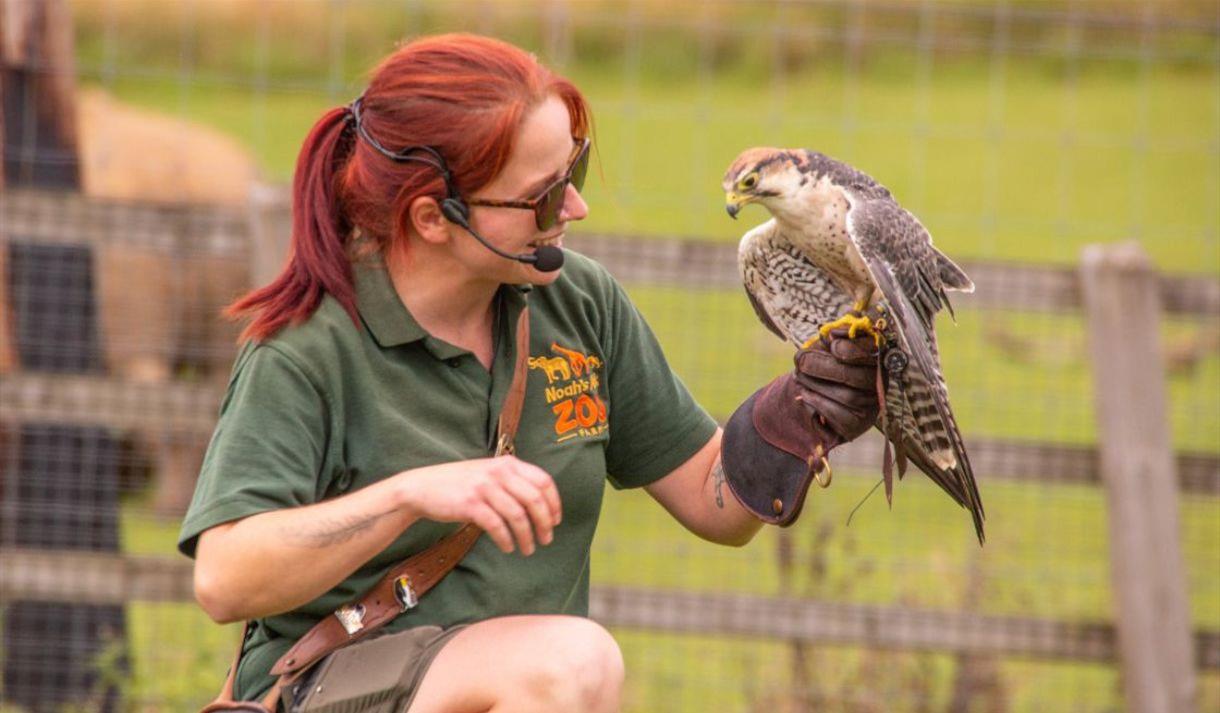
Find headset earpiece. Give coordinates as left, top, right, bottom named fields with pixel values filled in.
left=440, top=197, right=470, bottom=225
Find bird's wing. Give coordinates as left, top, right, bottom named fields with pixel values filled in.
left=744, top=285, right=786, bottom=343
left=738, top=219, right=856, bottom=348
left=845, top=194, right=985, bottom=543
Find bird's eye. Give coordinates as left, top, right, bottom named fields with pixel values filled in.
left=740, top=174, right=758, bottom=190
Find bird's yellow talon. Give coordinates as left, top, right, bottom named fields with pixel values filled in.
left=819, top=311, right=883, bottom=346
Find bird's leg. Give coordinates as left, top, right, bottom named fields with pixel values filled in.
left=806, top=288, right=885, bottom=348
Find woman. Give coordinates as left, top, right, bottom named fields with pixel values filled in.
left=181, top=34, right=880, bottom=712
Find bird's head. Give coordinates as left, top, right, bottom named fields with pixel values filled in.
left=722, top=147, right=810, bottom=219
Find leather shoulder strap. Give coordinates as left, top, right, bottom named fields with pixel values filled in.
left=495, top=305, right=531, bottom=456
left=199, top=621, right=280, bottom=711
left=269, top=523, right=482, bottom=678
left=214, top=621, right=247, bottom=702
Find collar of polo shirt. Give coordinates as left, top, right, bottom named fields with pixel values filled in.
left=353, top=253, right=529, bottom=354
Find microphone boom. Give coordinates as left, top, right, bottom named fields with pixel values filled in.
left=448, top=210, right=565, bottom=273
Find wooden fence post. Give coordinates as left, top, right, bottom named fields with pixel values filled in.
left=1, top=0, right=81, bottom=186
left=248, top=181, right=291, bottom=287
left=1079, top=242, right=1196, bottom=713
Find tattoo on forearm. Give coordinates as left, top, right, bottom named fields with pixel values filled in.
left=712, top=460, right=726, bottom=509
left=291, top=510, right=390, bottom=548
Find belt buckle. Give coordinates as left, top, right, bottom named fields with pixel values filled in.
left=495, top=433, right=514, bottom=457
left=334, top=603, right=366, bottom=636
left=394, top=575, right=419, bottom=611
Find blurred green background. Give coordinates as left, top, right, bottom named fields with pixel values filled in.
left=25, top=0, right=1219, bottom=710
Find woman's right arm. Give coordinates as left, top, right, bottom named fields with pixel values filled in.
left=193, top=455, right=562, bottom=623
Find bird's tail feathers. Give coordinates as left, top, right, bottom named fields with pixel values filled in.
left=907, top=370, right=957, bottom=466
left=883, top=381, right=969, bottom=506
left=929, top=449, right=957, bottom=471
left=879, top=297, right=985, bottom=542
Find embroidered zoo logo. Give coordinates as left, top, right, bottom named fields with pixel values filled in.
left=529, top=342, right=608, bottom=442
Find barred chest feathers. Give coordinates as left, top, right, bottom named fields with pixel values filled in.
left=771, top=173, right=872, bottom=292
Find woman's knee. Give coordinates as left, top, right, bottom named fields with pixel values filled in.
left=408, top=616, right=624, bottom=713
left=527, top=617, right=624, bottom=710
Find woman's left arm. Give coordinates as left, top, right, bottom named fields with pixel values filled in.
left=644, top=428, right=764, bottom=547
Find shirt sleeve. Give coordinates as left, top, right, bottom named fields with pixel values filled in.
left=602, top=279, right=718, bottom=489
left=177, top=344, right=331, bottom=557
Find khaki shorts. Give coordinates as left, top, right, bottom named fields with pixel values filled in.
left=286, top=624, right=468, bottom=713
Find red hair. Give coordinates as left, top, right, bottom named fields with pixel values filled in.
left=228, top=34, right=591, bottom=341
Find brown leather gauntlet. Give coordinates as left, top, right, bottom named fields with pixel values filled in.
left=721, top=331, right=881, bottom=526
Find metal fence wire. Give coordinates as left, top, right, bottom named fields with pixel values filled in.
left=1, top=1, right=1218, bottom=711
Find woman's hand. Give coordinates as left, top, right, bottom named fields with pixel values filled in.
left=395, top=456, right=563, bottom=556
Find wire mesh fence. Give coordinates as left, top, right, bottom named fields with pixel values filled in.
left=2, top=1, right=1218, bottom=711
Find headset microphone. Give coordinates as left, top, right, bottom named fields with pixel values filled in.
left=529, top=245, right=565, bottom=272
left=441, top=199, right=565, bottom=273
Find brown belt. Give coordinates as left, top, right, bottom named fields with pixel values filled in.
left=202, top=305, right=531, bottom=711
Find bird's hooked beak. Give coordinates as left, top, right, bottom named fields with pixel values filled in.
left=725, top=191, right=753, bottom=220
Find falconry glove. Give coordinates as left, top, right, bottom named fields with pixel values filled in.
left=721, top=329, right=881, bottom=526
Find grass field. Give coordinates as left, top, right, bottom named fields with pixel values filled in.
left=52, top=2, right=1220, bottom=710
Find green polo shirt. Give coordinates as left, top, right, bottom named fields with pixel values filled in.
left=178, top=250, right=717, bottom=699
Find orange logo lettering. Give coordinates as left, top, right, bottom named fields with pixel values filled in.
left=535, top=343, right=609, bottom=443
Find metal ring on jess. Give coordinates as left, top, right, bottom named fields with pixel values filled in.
left=883, top=347, right=909, bottom=375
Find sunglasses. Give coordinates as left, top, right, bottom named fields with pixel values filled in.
left=465, top=137, right=591, bottom=231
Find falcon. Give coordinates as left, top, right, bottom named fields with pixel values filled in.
left=723, top=147, right=985, bottom=543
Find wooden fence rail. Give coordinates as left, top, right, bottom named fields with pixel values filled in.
left=565, top=232, right=1220, bottom=317
left=1, top=547, right=1217, bottom=672
left=2, top=372, right=1217, bottom=495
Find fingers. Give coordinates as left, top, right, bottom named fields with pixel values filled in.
left=796, top=387, right=875, bottom=440
left=811, top=328, right=881, bottom=365
left=470, top=502, right=519, bottom=555
left=477, top=457, right=562, bottom=556
left=499, top=458, right=562, bottom=526
left=481, top=486, right=538, bottom=555
left=828, top=336, right=880, bottom=365
left=796, top=348, right=877, bottom=390
left=498, top=471, right=557, bottom=549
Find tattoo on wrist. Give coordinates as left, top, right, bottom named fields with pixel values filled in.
left=291, top=510, right=389, bottom=547
left=713, top=460, right=726, bottom=509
